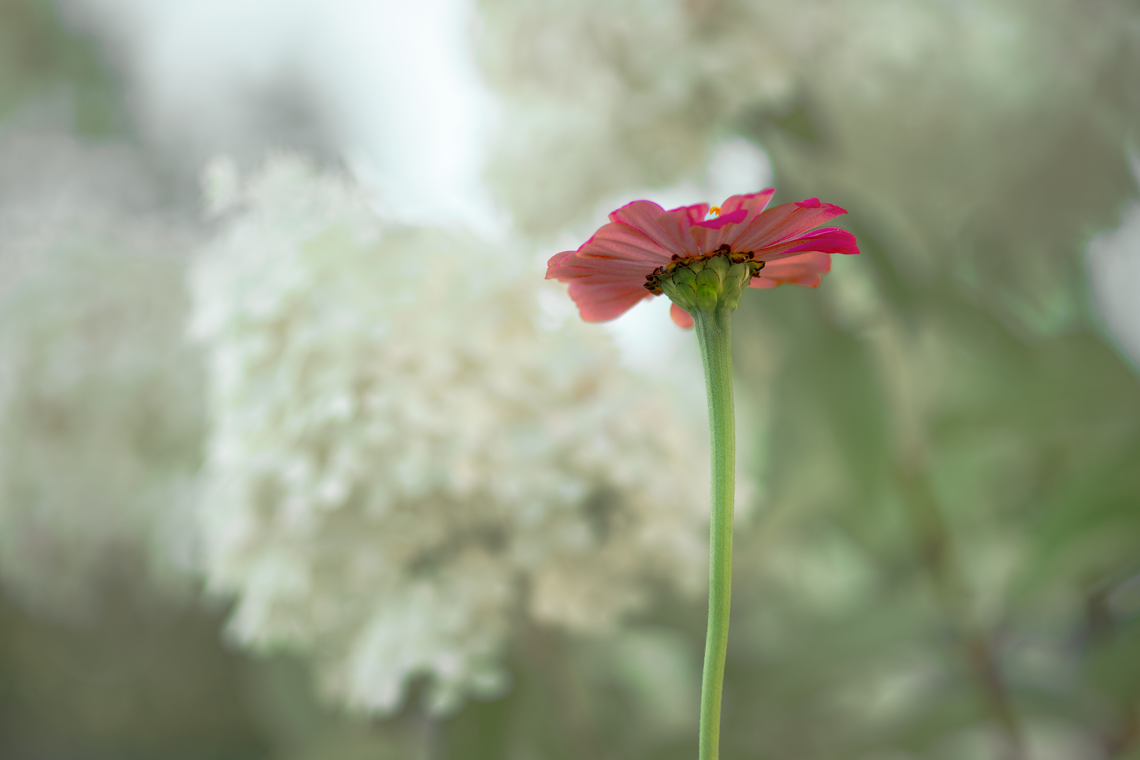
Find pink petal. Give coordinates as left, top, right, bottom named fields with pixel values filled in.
left=567, top=281, right=652, bottom=322
left=609, top=200, right=687, bottom=257
left=691, top=193, right=841, bottom=256
left=547, top=254, right=649, bottom=280
left=732, top=199, right=848, bottom=252
left=580, top=222, right=676, bottom=264
left=551, top=272, right=652, bottom=287
left=689, top=208, right=749, bottom=254
left=750, top=228, right=860, bottom=262
left=670, top=302, right=695, bottom=329
left=546, top=249, right=573, bottom=271
left=546, top=220, right=673, bottom=282
left=553, top=254, right=657, bottom=277
left=748, top=252, right=832, bottom=289
left=717, top=189, right=776, bottom=222
left=653, top=204, right=708, bottom=257
left=692, top=208, right=748, bottom=230
left=548, top=191, right=859, bottom=325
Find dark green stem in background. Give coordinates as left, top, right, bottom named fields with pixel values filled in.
left=693, top=305, right=736, bottom=760
left=896, top=463, right=1025, bottom=760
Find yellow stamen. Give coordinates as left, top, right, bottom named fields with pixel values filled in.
left=709, top=205, right=721, bottom=217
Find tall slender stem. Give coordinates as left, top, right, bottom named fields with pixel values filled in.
left=693, top=306, right=736, bottom=760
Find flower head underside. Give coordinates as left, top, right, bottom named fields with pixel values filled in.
left=545, top=190, right=859, bottom=327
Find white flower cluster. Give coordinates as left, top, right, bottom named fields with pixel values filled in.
left=478, top=0, right=796, bottom=235
left=191, top=155, right=707, bottom=716
left=0, top=134, right=204, bottom=619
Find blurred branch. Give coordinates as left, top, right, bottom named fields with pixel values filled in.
left=1105, top=699, right=1139, bottom=759
left=519, top=620, right=609, bottom=760
left=896, top=462, right=1026, bottom=760
left=1085, top=585, right=1140, bottom=759
left=422, top=709, right=446, bottom=760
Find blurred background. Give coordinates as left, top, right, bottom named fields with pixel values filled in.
left=1, top=1, right=1139, bottom=759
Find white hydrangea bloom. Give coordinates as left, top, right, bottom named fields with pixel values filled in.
left=0, top=134, right=204, bottom=619
left=478, top=0, right=797, bottom=235
left=191, top=155, right=707, bottom=716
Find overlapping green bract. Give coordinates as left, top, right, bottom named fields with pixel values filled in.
left=659, top=255, right=752, bottom=316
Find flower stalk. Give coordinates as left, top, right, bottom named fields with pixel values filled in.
left=692, top=302, right=736, bottom=760
left=661, top=253, right=747, bottom=760
left=544, top=189, right=860, bottom=759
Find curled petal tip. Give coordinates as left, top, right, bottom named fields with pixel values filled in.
left=794, top=198, right=848, bottom=216
left=545, top=249, right=573, bottom=275
left=692, top=207, right=748, bottom=230
left=670, top=302, right=695, bottom=329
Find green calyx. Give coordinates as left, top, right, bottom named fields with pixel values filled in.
left=658, top=253, right=757, bottom=318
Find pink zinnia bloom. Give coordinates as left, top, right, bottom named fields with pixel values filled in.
left=546, top=190, right=860, bottom=328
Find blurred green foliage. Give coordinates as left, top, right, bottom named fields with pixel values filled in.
left=713, top=3, right=1140, bottom=752
left=0, top=590, right=270, bottom=760
left=472, top=0, right=1140, bottom=757
left=0, top=0, right=127, bottom=134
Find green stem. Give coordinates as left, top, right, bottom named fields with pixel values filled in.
left=693, top=305, right=736, bottom=760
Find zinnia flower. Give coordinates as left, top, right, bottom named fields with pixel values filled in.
left=546, top=190, right=859, bottom=327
